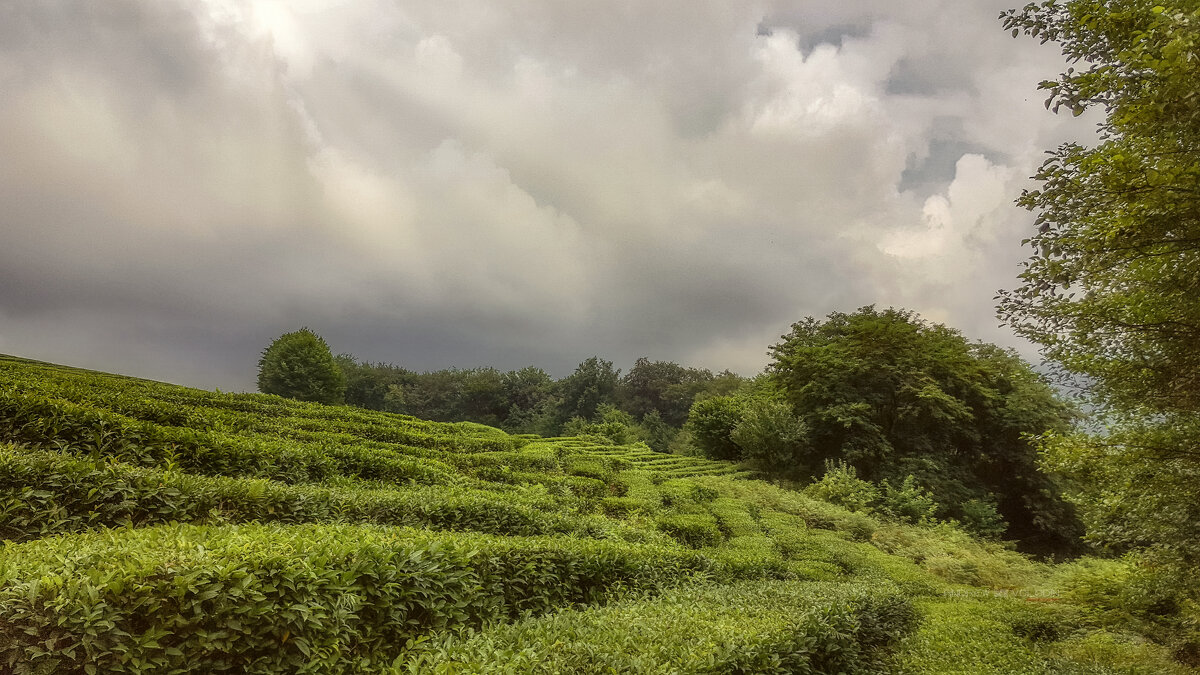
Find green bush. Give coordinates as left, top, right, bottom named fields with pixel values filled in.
left=401, top=581, right=917, bottom=674
left=257, top=328, right=347, bottom=404
left=708, top=536, right=789, bottom=580
left=729, top=398, right=809, bottom=474
left=600, top=496, right=654, bottom=518
left=563, top=475, right=609, bottom=501
left=0, top=445, right=584, bottom=542
left=878, top=475, right=938, bottom=524
left=0, top=523, right=713, bottom=673
left=960, top=497, right=1008, bottom=538
left=656, top=512, right=723, bottom=549
left=0, top=392, right=456, bottom=486
left=1052, top=555, right=1200, bottom=661
left=563, top=457, right=610, bottom=481
left=804, top=461, right=879, bottom=513
left=707, top=497, right=762, bottom=538
left=685, top=395, right=745, bottom=460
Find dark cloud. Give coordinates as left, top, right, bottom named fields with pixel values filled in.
left=0, top=0, right=1084, bottom=391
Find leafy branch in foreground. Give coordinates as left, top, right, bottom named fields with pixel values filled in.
left=999, top=1, right=1200, bottom=566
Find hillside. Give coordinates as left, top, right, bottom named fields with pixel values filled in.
left=0, top=355, right=1191, bottom=673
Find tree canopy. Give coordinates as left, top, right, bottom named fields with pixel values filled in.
left=768, top=306, right=1082, bottom=554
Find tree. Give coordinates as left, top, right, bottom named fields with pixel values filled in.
left=768, top=306, right=1082, bottom=554
left=999, top=1, right=1200, bottom=563
left=334, top=355, right=411, bottom=411
left=555, top=357, right=620, bottom=428
left=500, top=366, right=557, bottom=434
left=619, top=358, right=714, bottom=427
left=729, top=398, right=809, bottom=474
left=257, top=328, right=346, bottom=404
left=685, top=395, right=746, bottom=461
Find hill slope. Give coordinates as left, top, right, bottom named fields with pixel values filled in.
left=0, top=355, right=1190, bottom=673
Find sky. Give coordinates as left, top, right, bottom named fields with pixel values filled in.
left=0, top=1, right=1098, bottom=392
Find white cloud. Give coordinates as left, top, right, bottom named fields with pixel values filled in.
left=0, top=0, right=1088, bottom=388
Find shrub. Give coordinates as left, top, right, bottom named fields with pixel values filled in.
left=402, top=581, right=917, bottom=674
left=804, top=461, right=879, bottom=514
left=0, top=445, right=581, bottom=542
left=877, top=475, right=938, bottom=524
left=729, top=398, right=809, bottom=474
left=685, top=396, right=745, bottom=460
left=257, top=328, right=346, bottom=404
left=707, top=497, right=762, bottom=538
left=0, top=523, right=713, bottom=673
left=959, top=497, right=1008, bottom=538
left=656, top=513, right=723, bottom=549
left=0, top=391, right=457, bottom=486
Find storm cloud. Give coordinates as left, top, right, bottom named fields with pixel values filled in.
left=0, top=1, right=1089, bottom=390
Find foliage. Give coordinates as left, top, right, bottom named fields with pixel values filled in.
left=998, top=1, right=1200, bottom=567
left=637, top=409, right=675, bottom=453
left=804, top=461, right=880, bottom=514
left=1, top=354, right=1190, bottom=672
left=0, top=523, right=710, bottom=673
left=562, top=404, right=640, bottom=445
left=877, top=475, right=939, bottom=525
left=768, top=306, right=1082, bottom=555
left=401, top=581, right=918, bottom=674
left=730, top=397, right=810, bottom=474
left=554, top=356, right=620, bottom=428
left=0, top=444, right=587, bottom=541
left=257, top=328, right=346, bottom=404
left=685, top=395, right=746, bottom=461
left=1051, top=555, right=1200, bottom=664
left=619, top=358, right=716, bottom=427
left=959, top=498, right=1009, bottom=539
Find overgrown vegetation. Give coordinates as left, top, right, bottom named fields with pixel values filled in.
left=1, top=355, right=1194, bottom=672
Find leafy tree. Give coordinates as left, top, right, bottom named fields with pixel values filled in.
left=729, top=398, right=809, bottom=474
left=769, top=307, right=1082, bottom=554
left=999, top=1, right=1200, bottom=563
left=458, top=368, right=508, bottom=426
left=500, top=367, right=558, bottom=434
left=685, top=396, right=746, bottom=461
left=620, top=358, right=715, bottom=427
left=555, top=357, right=620, bottom=427
left=563, top=404, right=640, bottom=445
left=638, top=409, right=676, bottom=453
left=334, top=355, right=411, bottom=411
left=257, top=328, right=346, bottom=405
left=400, top=369, right=468, bottom=421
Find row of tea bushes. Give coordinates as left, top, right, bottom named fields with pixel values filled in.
left=0, top=444, right=592, bottom=542
left=0, top=357, right=514, bottom=453
left=399, top=580, right=918, bottom=674
left=0, top=523, right=714, bottom=674
left=0, top=391, right=457, bottom=486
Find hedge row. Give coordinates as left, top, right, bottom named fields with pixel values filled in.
left=0, top=360, right=514, bottom=453
left=0, top=523, right=713, bottom=674
left=0, top=445, right=582, bottom=542
left=0, top=391, right=455, bottom=486
left=399, top=580, right=918, bottom=674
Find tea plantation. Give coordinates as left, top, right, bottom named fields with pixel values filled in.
left=0, top=355, right=1192, bottom=673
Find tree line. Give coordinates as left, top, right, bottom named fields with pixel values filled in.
left=257, top=308, right=1084, bottom=556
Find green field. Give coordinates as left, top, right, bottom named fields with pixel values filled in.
left=0, top=355, right=1191, bottom=673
